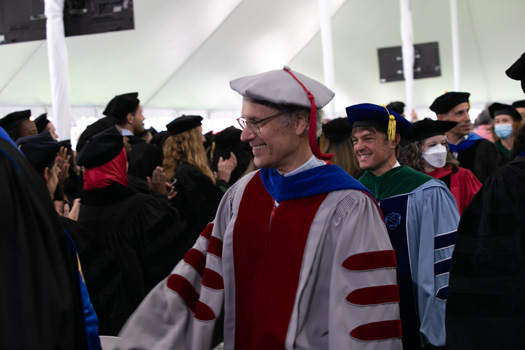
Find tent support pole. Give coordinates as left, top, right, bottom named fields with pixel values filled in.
left=400, top=0, right=414, bottom=119
left=45, top=0, right=72, bottom=140
left=450, top=0, right=461, bottom=91
left=318, top=0, right=336, bottom=119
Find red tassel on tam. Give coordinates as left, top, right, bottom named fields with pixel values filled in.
left=282, top=67, right=333, bottom=160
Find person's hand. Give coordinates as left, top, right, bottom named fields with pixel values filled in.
left=215, top=152, right=237, bottom=183
left=56, top=146, right=70, bottom=186
left=63, top=198, right=81, bottom=221
left=147, top=166, right=178, bottom=199
left=166, top=184, right=177, bottom=200
left=54, top=200, right=65, bottom=216
left=147, top=166, right=168, bottom=194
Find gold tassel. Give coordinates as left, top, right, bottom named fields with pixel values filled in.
left=388, top=114, right=396, bottom=141
left=381, top=104, right=396, bottom=141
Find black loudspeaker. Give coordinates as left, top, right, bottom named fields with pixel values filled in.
left=0, top=0, right=134, bottom=45
left=377, top=42, right=441, bottom=83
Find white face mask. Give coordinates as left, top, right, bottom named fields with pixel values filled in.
left=422, top=143, right=447, bottom=169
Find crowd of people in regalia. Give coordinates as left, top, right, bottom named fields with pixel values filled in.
left=1, top=52, right=525, bottom=350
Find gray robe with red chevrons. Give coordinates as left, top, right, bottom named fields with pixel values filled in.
left=117, top=165, right=403, bottom=350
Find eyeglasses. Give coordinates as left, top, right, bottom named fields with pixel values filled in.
left=237, top=112, right=283, bottom=134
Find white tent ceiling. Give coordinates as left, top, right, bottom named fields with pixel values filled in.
left=1, top=0, right=524, bottom=123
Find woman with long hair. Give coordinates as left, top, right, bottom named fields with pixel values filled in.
left=320, top=117, right=363, bottom=179
left=163, top=115, right=237, bottom=236
left=399, top=119, right=481, bottom=215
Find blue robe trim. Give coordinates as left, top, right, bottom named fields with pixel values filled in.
left=0, top=127, right=25, bottom=178
left=64, top=230, right=102, bottom=350
left=519, top=150, right=525, bottom=157
left=435, top=258, right=452, bottom=276
left=436, top=286, right=449, bottom=301
left=434, top=231, right=457, bottom=250
left=378, top=194, right=420, bottom=350
left=447, top=133, right=483, bottom=153
left=259, top=164, right=373, bottom=202
left=0, top=127, right=19, bottom=149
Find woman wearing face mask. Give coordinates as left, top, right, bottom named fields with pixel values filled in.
left=399, top=118, right=482, bottom=215
left=488, top=102, right=523, bottom=159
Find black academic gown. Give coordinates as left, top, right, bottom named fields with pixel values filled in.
left=170, top=163, right=227, bottom=242
left=457, top=138, right=505, bottom=183
left=0, top=136, right=88, bottom=350
left=126, top=135, right=163, bottom=180
left=59, top=216, right=122, bottom=335
left=446, top=156, right=525, bottom=349
left=79, top=183, right=189, bottom=335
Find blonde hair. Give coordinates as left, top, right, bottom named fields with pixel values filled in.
left=162, top=126, right=215, bottom=183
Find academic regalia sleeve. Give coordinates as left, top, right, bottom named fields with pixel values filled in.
left=326, top=191, right=403, bottom=349
left=407, top=181, right=460, bottom=348
left=446, top=160, right=525, bottom=349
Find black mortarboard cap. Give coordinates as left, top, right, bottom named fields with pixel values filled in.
left=16, top=132, right=60, bottom=174
left=76, top=126, right=124, bottom=169
left=58, top=139, right=72, bottom=150
left=166, top=115, right=203, bottom=136
left=103, top=92, right=140, bottom=122
left=0, top=110, right=32, bottom=132
left=76, top=116, right=117, bottom=151
left=429, top=92, right=470, bottom=114
left=386, top=101, right=405, bottom=115
left=404, top=119, right=458, bottom=143
left=346, top=103, right=413, bottom=139
left=212, top=126, right=242, bottom=148
left=322, top=117, right=352, bottom=142
left=34, top=113, right=50, bottom=133
left=488, top=102, right=522, bottom=122
left=512, top=99, right=525, bottom=108
left=506, top=52, right=525, bottom=93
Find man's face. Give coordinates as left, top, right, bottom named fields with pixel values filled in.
left=239, top=100, right=304, bottom=173
left=18, top=120, right=38, bottom=139
left=130, top=105, right=145, bottom=134
left=351, top=127, right=396, bottom=176
left=438, top=102, right=471, bottom=137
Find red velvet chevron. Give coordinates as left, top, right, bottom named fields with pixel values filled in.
left=351, top=320, right=403, bottom=341
left=342, top=250, right=397, bottom=271
left=346, top=285, right=400, bottom=306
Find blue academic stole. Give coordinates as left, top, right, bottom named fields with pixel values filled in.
left=379, top=195, right=420, bottom=350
